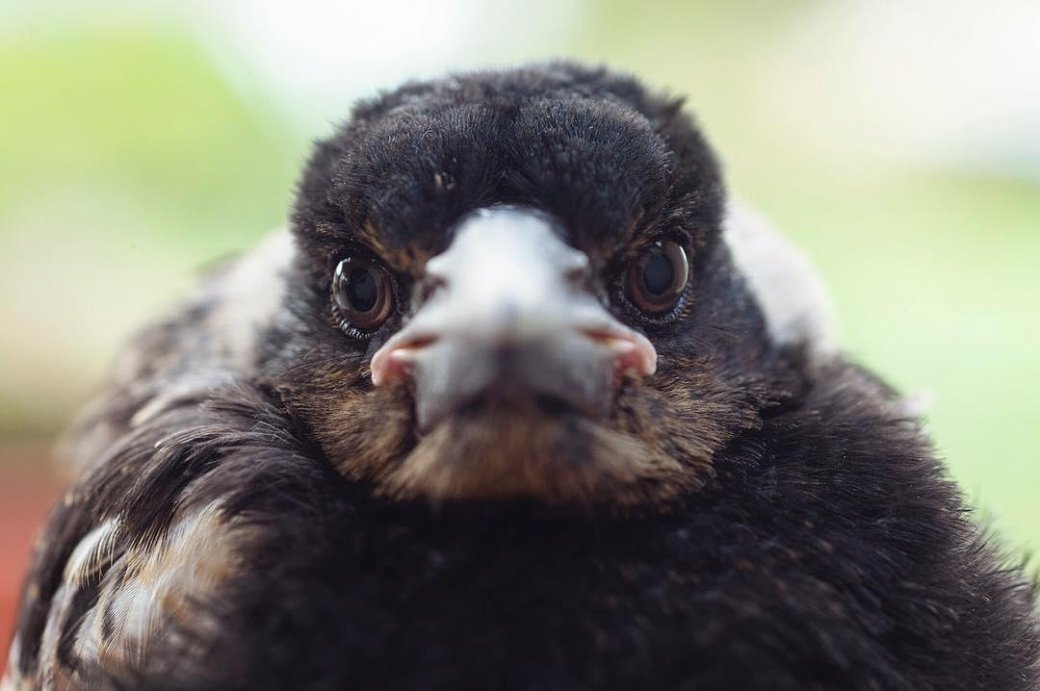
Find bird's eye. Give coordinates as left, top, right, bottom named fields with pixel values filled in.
left=333, top=257, right=394, bottom=333
left=625, top=240, right=689, bottom=315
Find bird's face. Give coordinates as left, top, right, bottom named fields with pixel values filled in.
left=277, top=67, right=789, bottom=509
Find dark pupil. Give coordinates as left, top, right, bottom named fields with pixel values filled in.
left=347, top=268, right=378, bottom=312
left=642, top=250, right=673, bottom=296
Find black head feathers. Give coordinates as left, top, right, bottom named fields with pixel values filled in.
left=292, top=62, right=723, bottom=274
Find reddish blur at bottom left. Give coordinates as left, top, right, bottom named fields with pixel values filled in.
left=0, top=444, right=66, bottom=675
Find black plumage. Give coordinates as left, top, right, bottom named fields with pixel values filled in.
left=4, top=62, right=1038, bottom=690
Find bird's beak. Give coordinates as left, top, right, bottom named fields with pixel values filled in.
left=371, top=207, right=656, bottom=433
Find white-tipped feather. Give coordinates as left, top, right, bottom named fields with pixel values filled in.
left=64, top=518, right=122, bottom=587
left=0, top=636, right=26, bottom=691
left=72, top=502, right=240, bottom=666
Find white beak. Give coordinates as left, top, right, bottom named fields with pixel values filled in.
left=371, top=207, right=656, bottom=432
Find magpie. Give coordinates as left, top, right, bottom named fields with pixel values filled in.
left=5, top=62, right=1038, bottom=690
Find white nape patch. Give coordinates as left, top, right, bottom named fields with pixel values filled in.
left=723, top=202, right=837, bottom=358
left=210, top=229, right=295, bottom=370
left=900, top=389, right=935, bottom=418
left=64, top=518, right=122, bottom=587
left=74, top=502, right=239, bottom=666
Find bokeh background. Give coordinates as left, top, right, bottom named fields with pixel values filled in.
left=2, top=0, right=1038, bottom=665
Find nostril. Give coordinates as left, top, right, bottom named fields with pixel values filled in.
left=415, top=276, right=448, bottom=305
left=561, top=252, right=594, bottom=285
left=371, top=333, right=439, bottom=386
left=400, top=334, right=439, bottom=350
left=580, top=327, right=620, bottom=346
left=564, top=255, right=591, bottom=286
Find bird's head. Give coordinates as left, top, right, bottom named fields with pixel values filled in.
left=270, top=63, right=824, bottom=510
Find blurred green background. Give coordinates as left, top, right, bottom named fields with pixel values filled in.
left=0, top=0, right=1037, bottom=562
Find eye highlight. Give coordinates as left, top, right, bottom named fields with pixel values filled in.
left=625, top=240, right=689, bottom=316
left=333, top=257, right=394, bottom=335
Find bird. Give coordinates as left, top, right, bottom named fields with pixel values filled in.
left=3, top=62, right=1038, bottom=690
